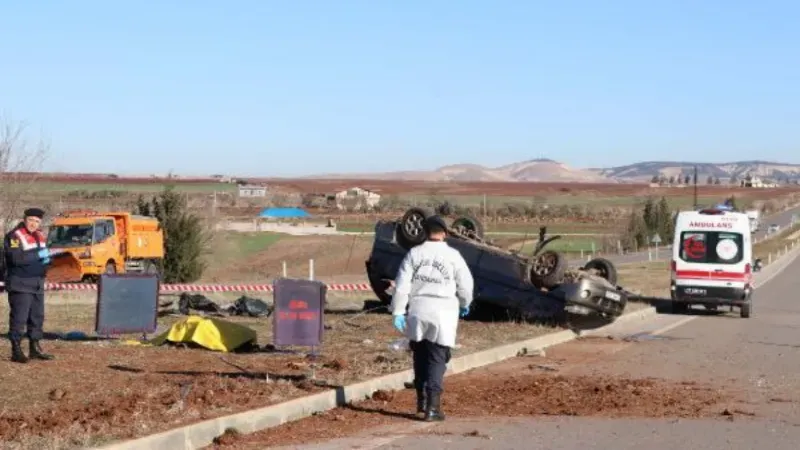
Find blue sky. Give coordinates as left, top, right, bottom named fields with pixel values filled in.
left=2, top=1, right=798, bottom=177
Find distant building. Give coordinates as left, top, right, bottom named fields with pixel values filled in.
left=211, top=174, right=233, bottom=183
left=333, top=187, right=381, bottom=210
left=742, top=175, right=777, bottom=188
left=238, top=184, right=268, bottom=197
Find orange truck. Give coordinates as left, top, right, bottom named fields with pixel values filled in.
left=45, top=210, right=165, bottom=283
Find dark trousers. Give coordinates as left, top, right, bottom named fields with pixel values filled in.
left=410, top=339, right=451, bottom=394
left=7, top=291, right=45, bottom=341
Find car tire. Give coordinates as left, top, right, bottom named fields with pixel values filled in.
left=528, top=250, right=567, bottom=289
left=451, top=215, right=485, bottom=239
left=398, top=207, right=434, bottom=248
left=582, top=257, right=618, bottom=285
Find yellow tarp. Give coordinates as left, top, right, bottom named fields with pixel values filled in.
left=142, top=315, right=257, bottom=352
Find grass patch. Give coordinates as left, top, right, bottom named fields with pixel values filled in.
left=753, top=223, right=800, bottom=263
left=227, top=232, right=284, bottom=256
left=335, top=220, right=616, bottom=235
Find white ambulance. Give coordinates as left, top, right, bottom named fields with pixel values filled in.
left=670, top=207, right=754, bottom=318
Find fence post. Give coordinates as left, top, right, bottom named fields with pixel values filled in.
left=768, top=253, right=773, bottom=265
left=309, top=259, right=315, bottom=280
left=282, top=261, right=287, bottom=277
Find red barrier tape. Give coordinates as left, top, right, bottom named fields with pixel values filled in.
left=0, top=282, right=373, bottom=293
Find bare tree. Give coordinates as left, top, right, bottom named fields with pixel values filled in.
left=0, top=114, right=50, bottom=231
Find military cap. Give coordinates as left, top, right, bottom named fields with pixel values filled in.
left=23, top=207, right=45, bottom=219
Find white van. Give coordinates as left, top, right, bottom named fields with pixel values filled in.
left=670, top=207, right=754, bottom=318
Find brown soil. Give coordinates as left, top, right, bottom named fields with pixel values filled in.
left=206, top=356, right=730, bottom=449
left=0, top=300, right=576, bottom=448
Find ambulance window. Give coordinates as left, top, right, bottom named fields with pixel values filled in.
left=679, top=231, right=744, bottom=264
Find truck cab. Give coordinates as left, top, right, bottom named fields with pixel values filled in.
left=47, top=215, right=120, bottom=275
left=46, top=210, right=164, bottom=282
left=670, top=207, right=753, bottom=318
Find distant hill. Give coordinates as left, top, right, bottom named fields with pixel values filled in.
left=595, top=160, right=800, bottom=183
left=305, top=159, right=800, bottom=183
left=306, top=159, right=614, bottom=183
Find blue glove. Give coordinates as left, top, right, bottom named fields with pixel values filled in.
left=37, top=249, right=50, bottom=260
left=393, top=315, right=406, bottom=332
left=459, top=307, right=469, bottom=318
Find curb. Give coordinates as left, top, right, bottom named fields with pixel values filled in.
left=93, top=306, right=658, bottom=450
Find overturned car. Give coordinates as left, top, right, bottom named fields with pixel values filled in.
left=365, top=207, right=630, bottom=322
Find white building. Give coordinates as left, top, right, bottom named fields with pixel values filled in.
left=238, top=184, right=268, bottom=197
left=333, top=187, right=381, bottom=210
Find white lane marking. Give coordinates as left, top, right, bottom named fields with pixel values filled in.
left=357, top=423, right=439, bottom=449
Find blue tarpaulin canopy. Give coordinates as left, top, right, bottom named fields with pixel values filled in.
left=259, top=207, right=311, bottom=218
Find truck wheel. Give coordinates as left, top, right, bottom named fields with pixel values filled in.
left=144, top=261, right=159, bottom=276
left=398, top=207, right=434, bottom=248
left=105, top=262, right=116, bottom=274
left=451, top=215, right=485, bottom=239
left=740, top=302, right=751, bottom=318
left=528, top=250, right=567, bottom=289
left=582, top=257, right=618, bottom=285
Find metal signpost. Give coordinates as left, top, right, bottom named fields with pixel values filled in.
left=651, top=234, right=662, bottom=260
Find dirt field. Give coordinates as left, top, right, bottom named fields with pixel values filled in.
left=261, top=178, right=799, bottom=199
left=204, top=340, right=734, bottom=449
left=0, top=296, right=649, bottom=449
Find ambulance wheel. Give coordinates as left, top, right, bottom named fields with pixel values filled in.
left=671, top=302, right=689, bottom=314
left=740, top=302, right=751, bottom=318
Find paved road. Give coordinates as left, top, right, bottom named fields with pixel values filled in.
left=570, top=205, right=800, bottom=266
left=279, top=246, right=800, bottom=450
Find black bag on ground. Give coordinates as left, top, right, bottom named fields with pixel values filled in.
left=233, top=296, right=272, bottom=317
left=178, top=293, right=222, bottom=315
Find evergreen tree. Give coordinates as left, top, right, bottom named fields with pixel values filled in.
left=135, top=194, right=150, bottom=216
left=655, top=196, right=674, bottom=243
left=135, top=186, right=210, bottom=283
left=642, top=197, right=657, bottom=232
left=625, top=209, right=648, bottom=250
left=706, top=175, right=714, bottom=185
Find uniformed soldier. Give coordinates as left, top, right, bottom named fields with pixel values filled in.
left=3, top=207, right=54, bottom=363
left=390, top=215, right=474, bottom=421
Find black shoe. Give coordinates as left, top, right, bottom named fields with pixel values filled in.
left=424, top=392, right=445, bottom=422
left=29, top=340, right=54, bottom=360
left=10, top=339, right=28, bottom=363
left=416, top=388, right=427, bottom=415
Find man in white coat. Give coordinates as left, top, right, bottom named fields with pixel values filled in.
left=391, top=215, right=474, bottom=421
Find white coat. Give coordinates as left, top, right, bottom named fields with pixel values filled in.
left=390, top=240, right=474, bottom=348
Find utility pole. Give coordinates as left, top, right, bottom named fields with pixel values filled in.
left=693, top=165, right=698, bottom=209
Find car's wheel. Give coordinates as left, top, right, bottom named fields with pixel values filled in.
left=398, top=207, right=434, bottom=248
left=740, top=302, right=751, bottom=318
left=528, top=250, right=567, bottom=289
left=582, top=257, right=618, bottom=285
left=451, top=215, right=485, bottom=239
